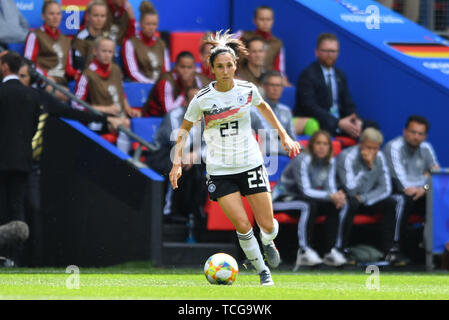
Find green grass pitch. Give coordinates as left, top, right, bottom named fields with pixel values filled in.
left=1, top=264, right=449, bottom=300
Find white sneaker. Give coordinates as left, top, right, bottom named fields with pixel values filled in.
left=323, top=248, right=347, bottom=266
left=292, top=247, right=323, bottom=271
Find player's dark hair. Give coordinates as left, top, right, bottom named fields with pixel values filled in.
left=316, top=33, right=339, bottom=49
left=406, top=115, right=430, bottom=133
left=175, top=51, right=195, bottom=64
left=246, top=36, right=265, bottom=49
left=20, top=58, right=38, bottom=85
left=139, top=0, right=158, bottom=22
left=308, top=130, right=333, bottom=164
left=254, top=6, right=274, bottom=19
left=1, top=51, right=22, bottom=74
left=204, top=30, right=248, bottom=68
left=42, top=0, right=60, bottom=14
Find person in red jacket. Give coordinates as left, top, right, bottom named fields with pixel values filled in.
left=143, top=51, right=210, bottom=117
left=24, top=0, right=80, bottom=101
left=237, top=6, right=291, bottom=86
left=122, top=1, right=170, bottom=83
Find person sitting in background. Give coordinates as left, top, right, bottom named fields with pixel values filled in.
left=336, top=128, right=407, bottom=265
left=383, top=115, right=440, bottom=266
left=105, top=0, right=136, bottom=45
left=72, top=0, right=109, bottom=72
left=250, top=70, right=296, bottom=156
left=273, top=130, right=350, bottom=270
left=23, top=0, right=79, bottom=101
left=147, top=87, right=207, bottom=224
left=236, top=37, right=267, bottom=89
left=73, top=36, right=140, bottom=153
left=0, top=0, right=30, bottom=49
left=197, top=33, right=214, bottom=81
left=237, top=5, right=291, bottom=86
left=143, top=51, right=210, bottom=117
left=122, top=0, right=170, bottom=83
left=294, top=33, right=364, bottom=140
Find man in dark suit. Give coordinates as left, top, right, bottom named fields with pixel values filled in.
left=0, top=51, right=40, bottom=224
left=294, top=33, right=363, bottom=139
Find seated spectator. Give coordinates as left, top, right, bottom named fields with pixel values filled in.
left=143, top=51, right=210, bottom=117
left=122, top=1, right=170, bottom=83
left=105, top=0, right=136, bottom=45
left=237, top=5, right=291, bottom=86
left=295, top=33, right=376, bottom=140
left=273, top=130, right=349, bottom=270
left=336, top=128, right=407, bottom=265
left=0, top=0, right=30, bottom=49
left=251, top=70, right=296, bottom=156
left=0, top=221, right=29, bottom=267
left=146, top=87, right=207, bottom=224
left=18, top=58, right=125, bottom=266
left=383, top=115, right=440, bottom=266
left=236, top=37, right=267, bottom=89
left=72, top=0, right=109, bottom=72
left=23, top=0, right=79, bottom=101
left=197, top=33, right=214, bottom=81
left=73, top=36, right=140, bottom=153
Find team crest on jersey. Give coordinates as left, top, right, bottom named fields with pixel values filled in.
left=208, top=183, right=216, bottom=193
left=237, top=95, right=245, bottom=105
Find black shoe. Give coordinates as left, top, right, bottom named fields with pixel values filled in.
left=342, top=248, right=357, bottom=265
left=259, top=269, right=274, bottom=286
left=385, top=250, right=410, bottom=267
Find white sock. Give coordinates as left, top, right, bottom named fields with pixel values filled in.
left=116, top=131, right=131, bottom=154
left=260, top=218, right=279, bottom=246
left=236, top=228, right=267, bottom=273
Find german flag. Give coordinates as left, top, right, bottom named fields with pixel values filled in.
left=388, top=42, right=449, bottom=59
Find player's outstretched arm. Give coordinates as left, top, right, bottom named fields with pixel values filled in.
left=256, top=101, right=302, bottom=157
left=169, top=119, right=194, bottom=189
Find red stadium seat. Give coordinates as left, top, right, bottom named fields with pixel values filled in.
left=170, top=32, right=205, bottom=63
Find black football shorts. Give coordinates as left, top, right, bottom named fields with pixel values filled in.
left=206, top=165, right=271, bottom=201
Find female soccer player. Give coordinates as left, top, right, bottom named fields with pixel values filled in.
left=169, top=31, right=301, bottom=286
left=273, top=130, right=349, bottom=270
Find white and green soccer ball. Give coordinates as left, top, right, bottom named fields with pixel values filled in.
left=204, top=253, right=239, bottom=285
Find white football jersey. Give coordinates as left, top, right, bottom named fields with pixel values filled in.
left=184, top=79, right=264, bottom=175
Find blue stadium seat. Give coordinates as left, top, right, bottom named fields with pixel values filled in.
left=279, top=86, right=296, bottom=110
left=7, top=42, right=25, bottom=55
left=68, top=81, right=76, bottom=92
left=130, top=117, right=163, bottom=143
left=123, top=82, right=153, bottom=108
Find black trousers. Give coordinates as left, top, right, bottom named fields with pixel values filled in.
left=23, top=164, right=44, bottom=266
left=273, top=197, right=341, bottom=253
left=0, top=170, right=29, bottom=224
left=342, top=196, right=398, bottom=254
left=393, top=193, right=426, bottom=249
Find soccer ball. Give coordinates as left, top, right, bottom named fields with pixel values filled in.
left=204, top=253, right=239, bottom=285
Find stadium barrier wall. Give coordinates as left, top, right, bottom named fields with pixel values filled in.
left=40, top=117, right=164, bottom=267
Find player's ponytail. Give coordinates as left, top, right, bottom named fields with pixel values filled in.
left=139, top=0, right=158, bottom=21
left=205, top=30, right=248, bottom=67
